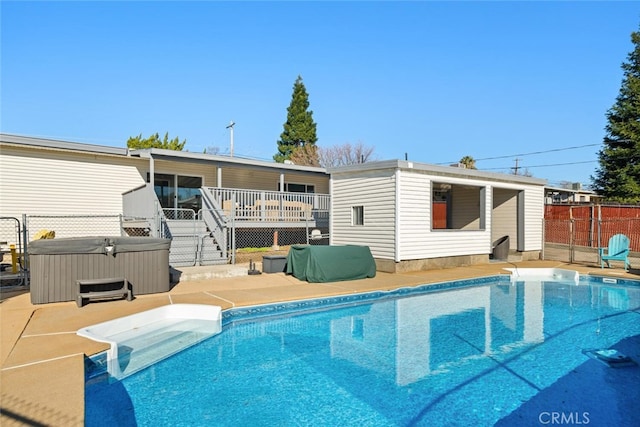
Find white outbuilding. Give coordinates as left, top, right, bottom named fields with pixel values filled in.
left=328, top=160, right=546, bottom=273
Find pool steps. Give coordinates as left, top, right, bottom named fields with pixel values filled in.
left=504, top=268, right=579, bottom=283
left=78, top=304, right=222, bottom=379
left=114, top=318, right=217, bottom=377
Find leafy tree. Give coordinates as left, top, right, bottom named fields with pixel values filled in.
left=592, top=26, right=640, bottom=203
left=127, top=132, right=186, bottom=151
left=459, top=155, right=477, bottom=169
left=274, top=76, right=318, bottom=163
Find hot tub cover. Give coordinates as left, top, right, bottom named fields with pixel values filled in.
left=28, top=236, right=171, bottom=255
left=286, top=244, right=376, bottom=283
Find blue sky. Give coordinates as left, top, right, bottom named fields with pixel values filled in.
left=2, top=1, right=639, bottom=187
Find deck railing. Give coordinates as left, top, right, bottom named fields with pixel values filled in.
left=202, top=187, right=330, bottom=222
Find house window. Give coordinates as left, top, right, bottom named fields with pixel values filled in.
left=352, top=206, right=364, bottom=226
left=279, top=183, right=315, bottom=193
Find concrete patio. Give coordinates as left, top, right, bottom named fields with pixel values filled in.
left=1, top=259, right=638, bottom=426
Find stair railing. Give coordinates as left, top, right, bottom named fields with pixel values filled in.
left=199, top=188, right=228, bottom=261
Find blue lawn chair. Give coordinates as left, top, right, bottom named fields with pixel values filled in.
left=599, top=234, right=631, bottom=272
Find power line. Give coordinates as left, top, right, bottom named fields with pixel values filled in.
left=476, top=143, right=600, bottom=161
left=436, top=143, right=601, bottom=165
left=483, top=160, right=597, bottom=171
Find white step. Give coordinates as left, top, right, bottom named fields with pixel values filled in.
left=77, top=304, right=222, bottom=379
left=111, top=318, right=217, bottom=377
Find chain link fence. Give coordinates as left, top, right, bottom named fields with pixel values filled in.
left=24, top=214, right=157, bottom=238
left=16, top=210, right=330, bottom=269
left=8, top=209, right=638, bottom=281
left=25, top=215, right=125, bottom=240
left=543, top=217, right=640, bottom=269
left=17, top=215, right=157, bottom=284
left=229, top=210, right=330, bottom=264
left=0, top=217, right=25, bottom=285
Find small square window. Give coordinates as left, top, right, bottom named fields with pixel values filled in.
left=352, top=206, right=364, bottom=226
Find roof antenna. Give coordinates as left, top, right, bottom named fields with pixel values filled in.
left=226, top=121, right=235, bottom=157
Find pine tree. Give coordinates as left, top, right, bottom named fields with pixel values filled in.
left=592, top=27, right=640, bottom=203
left=274, top=76, right=318, bottom=163
left=127, top=132, right=186, bottom=151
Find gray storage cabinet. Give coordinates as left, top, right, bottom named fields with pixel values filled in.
left=262, top=255, right=287, bottom=273
left=29, top=237, right=171, bottom=304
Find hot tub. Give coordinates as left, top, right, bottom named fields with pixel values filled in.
left=28, top=236, right=171, bottom=304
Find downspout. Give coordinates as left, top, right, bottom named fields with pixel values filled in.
left=149, top=152, right=155, bottom=188
left=569, top=205, right=574, bottom=263
left=517, top=190, right=525, bottom=252
left=329, top=175, right=333, bottom=246
left=217, top=165, right=222, bottom=188
left=395, top=167, right=401, bottom=263
left=148, top=152, right=159, bottom=235
left=485, top=185, right=491, bottom=254
left=279, top=172, right=285, bottom=220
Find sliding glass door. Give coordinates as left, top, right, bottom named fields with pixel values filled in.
left=177, top=175, right=202, bottom=211
left=153, top=173, right=202, bottom=212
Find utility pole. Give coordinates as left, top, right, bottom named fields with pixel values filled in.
left=511, top=158, right=521, bottom=175
left=226, top=121, right=235, bottom=157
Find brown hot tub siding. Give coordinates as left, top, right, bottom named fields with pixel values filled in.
left=28, top=237, right=171, bottom=304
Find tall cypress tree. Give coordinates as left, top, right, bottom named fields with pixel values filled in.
left=592, top=27, right=640, bottom=203
left=274, top=76, right=318, bottom=163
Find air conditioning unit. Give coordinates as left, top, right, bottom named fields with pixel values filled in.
left=571, top=182, right=582, bottom=191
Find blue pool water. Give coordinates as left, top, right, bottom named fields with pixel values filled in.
left=86, top=275, right=640, bottom=426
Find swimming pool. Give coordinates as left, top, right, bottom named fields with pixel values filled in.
left=86, top=273, right=640, bottom=426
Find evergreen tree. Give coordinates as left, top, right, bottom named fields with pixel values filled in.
left=274, top=76, right=318, bottom=163
left=127, top=132, right=186, bottom=151
left=592, top=26, right=640, bottom=203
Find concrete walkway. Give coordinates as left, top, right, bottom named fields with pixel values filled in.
left=1, top=260, right=637, bottom=426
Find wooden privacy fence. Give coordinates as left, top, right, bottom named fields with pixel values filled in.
left=544, top=205, right=640, bottom=252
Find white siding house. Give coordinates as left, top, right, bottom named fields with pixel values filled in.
left=0, top=137, right=146, bottom=218
left=0, top=134, right=329, bottom=217
left=0, top=134, right=329, bottom=244
left=544, top=185, right=602, bottom=204
left=329, top=160, right=546, bottom=273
